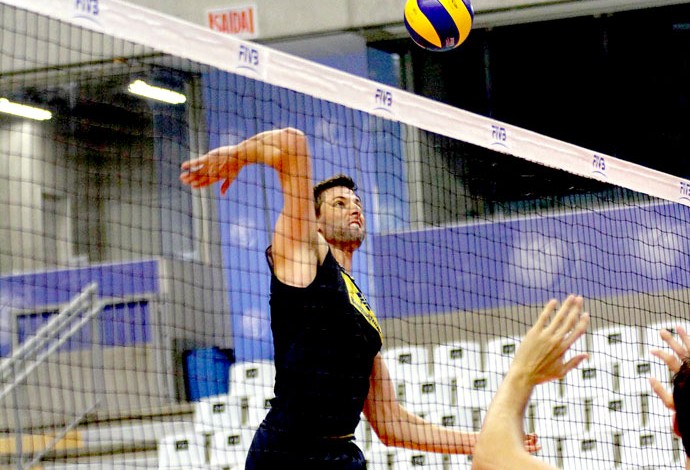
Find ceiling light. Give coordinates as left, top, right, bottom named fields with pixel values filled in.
left=0, top=98, right=52, bottom=121
left=127, top=80, right=186, bottom=104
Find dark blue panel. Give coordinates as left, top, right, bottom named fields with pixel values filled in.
left=372, top=202, right=690, bottom=318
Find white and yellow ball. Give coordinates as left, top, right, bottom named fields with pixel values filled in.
left=404, top=0, right=474, bottom=52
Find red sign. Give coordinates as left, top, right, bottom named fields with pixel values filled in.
left=207, top=5, right=258, bottom=38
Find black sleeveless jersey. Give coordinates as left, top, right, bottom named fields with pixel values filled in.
left=263, top=247, right=383, bottom=437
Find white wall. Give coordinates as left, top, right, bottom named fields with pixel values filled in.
left=125, top=0, right=690, bottom=40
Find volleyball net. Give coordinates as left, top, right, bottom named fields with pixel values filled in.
left=1, top=0, right=689, bottom=468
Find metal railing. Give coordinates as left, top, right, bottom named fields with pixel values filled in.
left=0, top=282, right=104, bottom=469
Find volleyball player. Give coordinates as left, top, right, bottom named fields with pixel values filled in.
left=472, top=295, right=590, bottom=470
left=180, top=127, right=538, bottom=469
left=650, top=326, right=690, bottom=470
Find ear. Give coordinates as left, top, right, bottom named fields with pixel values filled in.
left=674, top=412, right=682, bottom=438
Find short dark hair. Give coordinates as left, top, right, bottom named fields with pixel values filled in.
left=313, top=174, right=357, bottom=216
left=674, top=358, right=690, bottom=456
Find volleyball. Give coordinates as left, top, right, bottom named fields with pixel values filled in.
left=404, top=0, right=474, bottom=52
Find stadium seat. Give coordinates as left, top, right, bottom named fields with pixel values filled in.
left=365, top=448, right=397, bottom=470
left=426, top=406, right=480, bottom=432
left=244, top=390, right=273, bottom=429
left=229, top=360, right=275, bottom=397
left=619, top=429, right=677, bottom=468
left=561, top=432, right=615, bottom=470
left=587, top=393, right=640, bottom=434
left=444, top=453, right=474, bottom=469
left=398, top=376, right=454, bottom=416
left=590, top=325, right=641, bottom=362
left=393, top=448, right=443, bottom=469
left=157, top=432, right=206, bottom=469
left=642, top=320, right=690, bottom=356
left=431, top=340, right=482, bottom=379
left=565, top=358, right=614, bottom=399
left=194, top=394, right=244, bottom=434
left=530, top=399, right=586, bottom=438
left=382, top=345, right=430, bottom=382
left=617, top=356, right=670, bottom=394
left=536, top=435, right=566, bottom=469
left=208, top=428, right=254, bottom=468
left=484, top=335, right=521, bottom=375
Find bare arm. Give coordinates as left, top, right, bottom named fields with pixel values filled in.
left=472, top=296, right=589, bottom=470
left=180, top=128, right=325, bottom=286
left=362, top=353, right=479, bottom=454
left=650, top=326, right=690, bottom=470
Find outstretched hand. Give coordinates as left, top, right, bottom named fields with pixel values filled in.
left=511, top=295, right=590, bottom=386
left=649, top=326, right=690, bottom=412
left=180, top=146, right=241, bottom=195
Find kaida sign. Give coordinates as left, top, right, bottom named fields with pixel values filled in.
left=207, top=5, right=258, bottom=39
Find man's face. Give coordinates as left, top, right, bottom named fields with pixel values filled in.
left=317, top=186, right=366, bottom=249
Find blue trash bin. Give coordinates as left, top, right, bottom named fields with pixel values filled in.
left=184, top=347, right=233, bottom=401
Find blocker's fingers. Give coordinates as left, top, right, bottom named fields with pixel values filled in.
left=535, top=299, right=559, bottom=330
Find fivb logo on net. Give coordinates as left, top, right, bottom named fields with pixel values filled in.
left=490, top=124, right=508, bottom=149
left=236, top=44, right=263, bottom=76
left=592, top=154, right=607, bottom=180
left=680, top=180, right=690, bottom=203
left=72, top=0, right=101, bottom=24
left=373, top=88, right=394, bottom=115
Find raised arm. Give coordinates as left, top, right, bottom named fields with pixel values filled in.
left=650, top=326, right=690, bottom=470
left=180, top=128, right=325, bottom=286
left=472, top=295, right=589, bottom=470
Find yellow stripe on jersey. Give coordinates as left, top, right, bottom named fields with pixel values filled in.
left=404, top=0, right=442, bottom=48
left=437, top=0, right=473, bottom=40
left=340, top=271, right=383, bottom=340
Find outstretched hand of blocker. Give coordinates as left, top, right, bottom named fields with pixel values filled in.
left=511, top=295, right=590, bottom=386
left=649, top=326, right=690, bottom=423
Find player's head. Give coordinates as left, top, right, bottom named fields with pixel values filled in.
left=314, top=174, right=365, bottom=249
left=673, top=357, right=690, bottom=456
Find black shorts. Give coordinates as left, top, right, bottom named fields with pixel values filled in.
left=245, top=422, right=366, bottom=470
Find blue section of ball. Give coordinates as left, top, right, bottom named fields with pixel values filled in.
left=422, top=0, right=460, bottom=50
left=404, top=15, right=441, bottom=52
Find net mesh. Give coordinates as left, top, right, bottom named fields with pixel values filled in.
left=1, top=1, right=689, bottom=468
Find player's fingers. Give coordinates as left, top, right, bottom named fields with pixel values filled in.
left=221, top=178, right=231, bottom=195
left=535, top=299, right=558, bottom=330
left=548, top=295, right=578, bottom=338
left=561, top=353, right=589, bottom=377
left=649, top=377, right=675, bottom=410
left=677, top=326, right=690, bottom=354
left=555, top=296, right=584, bottom=338
left=563, top=312, right=590, bottom=351
left=650, top=349, right=681, bottom=373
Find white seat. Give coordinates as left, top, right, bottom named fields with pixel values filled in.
left=619, top=429, right=677, bottom=468
left=431, top=340, right=482, bottom=379
left=229, top=360, right=275, bottom=397
left=194, top=394, right=244, bottom=433
left=382, top=345, right=430, bottom=382
left=208, top=428, right=254, bottom=468
left=399, top=376, right=454, bottom=415
left=587, top=393, right=640, bottom=434
left=536, top=435, right=566, bottom=468
left=444, top=453, right=473, bottom=469
left=642, top=320, right=690, bottom=356
left=244, top=390, right=273, bottom=428
left=561, top=432, right=615, bottom=470
left=531, top=399, right=586, bottom=438
left=393, top=448, right=443, bottom=469
left=365, top=448, right=397, bottom=470
left=426, top=407, right=480, bottom=432
left=617, top=357, right=670, bottom=394
left=565, top=358, right=614, bottom=399
left=484, top=336, right=521, bottom=374
left=590, top=325, right=641, bottom=362
left=158, top=432, right=206, bottom=469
